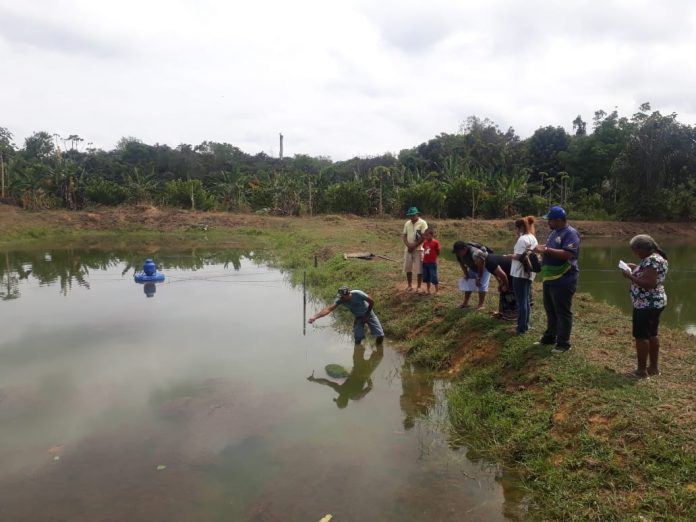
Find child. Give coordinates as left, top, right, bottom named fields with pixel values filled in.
left=421, top=228, right=441, bottom=294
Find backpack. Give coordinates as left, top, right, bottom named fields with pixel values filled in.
left=520, top=250, right=542, bottom=273
left=465, top=242, right=494, bottom=254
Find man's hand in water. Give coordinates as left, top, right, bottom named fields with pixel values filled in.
left=308, top=317, right=315, bottom=324
left=307, top=371, right=315, bottom=381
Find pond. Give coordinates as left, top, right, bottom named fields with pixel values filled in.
left=579, top=239, right=696, bottom=336
left=0, top=246, right=521, bottom=521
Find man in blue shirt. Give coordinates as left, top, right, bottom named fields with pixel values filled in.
left=533, top=206, right=581, bottom=353
left=308, top=286, right=385, bottom=344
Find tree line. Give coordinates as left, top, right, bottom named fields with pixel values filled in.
left=1, top=102, right=695, bottom=221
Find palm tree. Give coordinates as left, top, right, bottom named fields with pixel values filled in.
left=123, top=167, right=159, bottom=204
left=495, top=170, right=530, bottom=217
left=11, top=165, right=52, bottom=209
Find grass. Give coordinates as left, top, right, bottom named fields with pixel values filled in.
left=1, top=209, right=695, bottom=520
left=446, top=300, right=696, bottom=521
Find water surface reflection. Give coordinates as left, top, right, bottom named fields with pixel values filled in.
left=0, top=246, right=520, bottom=521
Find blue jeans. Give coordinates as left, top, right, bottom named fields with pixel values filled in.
left=512, top=277, right=532, bottom=333
left=422, top=262, right=439, bottom=285
left=353, top=312, right=384, bottom=343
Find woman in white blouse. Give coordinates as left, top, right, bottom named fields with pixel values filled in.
left=510, top=216, right=539, bottom=334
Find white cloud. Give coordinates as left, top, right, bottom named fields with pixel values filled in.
left=1, top=0, right=695, bottom=160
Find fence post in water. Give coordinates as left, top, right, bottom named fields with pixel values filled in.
left=314, top=255, right=318, bottom=268
left=303, top=269, right=307, bottom=335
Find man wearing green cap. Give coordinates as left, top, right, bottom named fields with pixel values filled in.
left=402, top=207, right=428, bottom=292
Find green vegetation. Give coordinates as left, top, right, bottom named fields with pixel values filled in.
left=447, top=313, right=696, bottom=520
left=2, top=102, right=696, bottom=221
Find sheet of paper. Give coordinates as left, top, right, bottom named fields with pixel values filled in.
left=618, top=260, right=630, bottom=272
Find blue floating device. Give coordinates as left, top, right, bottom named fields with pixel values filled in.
left=134, top=259, right=165, bottom=282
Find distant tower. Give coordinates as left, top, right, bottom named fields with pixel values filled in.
left=279, top=133, right=284, bottom=160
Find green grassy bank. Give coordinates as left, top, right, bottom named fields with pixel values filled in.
left=2, top=213, right=695, bottom=521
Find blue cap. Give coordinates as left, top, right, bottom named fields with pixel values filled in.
left=543, top=206, right=567, bottom=220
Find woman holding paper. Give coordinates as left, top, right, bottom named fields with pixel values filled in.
left=621, top=235, right=668, bottom=378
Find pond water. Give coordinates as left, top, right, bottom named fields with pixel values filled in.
left=0, top=247, right=521, bottom=522
left=579, top=240, right=696, bottom=336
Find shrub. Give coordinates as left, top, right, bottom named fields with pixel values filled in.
left=161, top=179, right=214, bottom=210
left=83, top=177, right=127, bottom=206
left=445, top=177, right=480, bottom=218
left=322, top=182, right=370, bottom=215
left=398, top=181, right=445, bottom=217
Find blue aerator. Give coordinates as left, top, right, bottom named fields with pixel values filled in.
left=134, top=259, right=165, bottom=283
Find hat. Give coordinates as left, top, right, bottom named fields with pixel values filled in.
left=452, top=240, right=468, bottom=253
left=405, top=207, right=420, bottom=216
left=336, top=286, right=350, bottom=298
left=543, top=206, right=567, bottom=220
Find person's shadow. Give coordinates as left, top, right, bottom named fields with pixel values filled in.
left=308, top=344, right=384, bottom=409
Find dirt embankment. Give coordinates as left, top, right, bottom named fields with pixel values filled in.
left=2, top=204, right=695, bottom=239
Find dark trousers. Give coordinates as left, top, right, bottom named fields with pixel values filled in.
left=542, top=282, right=577, bottom=347
left=511, top=277, right=532, bottom=333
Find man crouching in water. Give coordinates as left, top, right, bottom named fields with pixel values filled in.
left=308, top=286, right=385, bottom=345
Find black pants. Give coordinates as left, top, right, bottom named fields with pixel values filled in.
left=542, top=282, right=577, bottom=348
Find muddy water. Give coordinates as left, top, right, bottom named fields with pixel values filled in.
left=0, top=247, right=520, bottom=522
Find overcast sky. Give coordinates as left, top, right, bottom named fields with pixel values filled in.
left=1, top=0, right=695, bottom=160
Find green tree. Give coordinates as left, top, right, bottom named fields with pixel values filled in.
left=559, top=109, right=632, bottom=196
left=10, top=164, right=53, bottom=209
left=0, top=127, right=15, bottom=198
left=612, top=110, right=695, bottom=219
left=526, top=126, right=570, bottom=180
left=487, top=170, right=530, bottom=218
left=23, top=131, right=55, bottom=160
left=123, top=167, right=159, bottom=204
left=211, top=169, right=249, bottom=211
left=572, top=115, right=587, bottom=136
